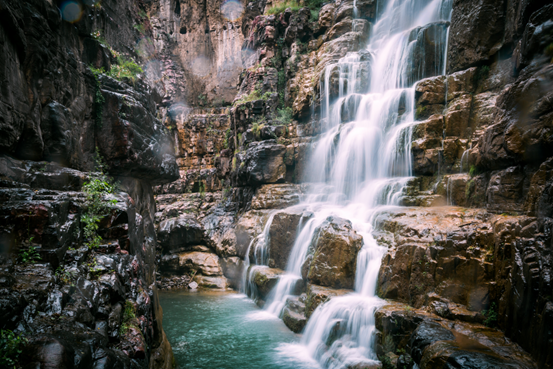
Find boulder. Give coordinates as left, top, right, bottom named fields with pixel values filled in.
left=178, top=251, right=222, bottom=276
left=194, top=275, right=228, bottom=289
left=282, top=295, right=307, bottom=333
left=409, top=321, right=456, bottom=362
left=249, top=266, right=284, bottom=301
left=305, top=284, right=352, bottom=318
left=157, top=216, right=206, bottom=254
left=302, top=217, right=363, bottom=289
left=268, top=211, right=304, bottom=269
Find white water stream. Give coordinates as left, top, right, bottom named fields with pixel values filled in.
left=242, top=0, right=453, bottom=367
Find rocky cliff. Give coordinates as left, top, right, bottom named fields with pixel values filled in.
left=0, top=0, right=177, bottom=367
left=150, top=0, right=553, bottom=368
left=2, top=0, right=553, bottom=368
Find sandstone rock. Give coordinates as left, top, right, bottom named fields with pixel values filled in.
left=318, top=4, right=335, bottom=29
left=194, top=275, right=228, bottom=289
left=282, top=295, right=307, bottom=333
left=408, top=22, right=450, bottom=83
left=178, top=251, right=222, bottom=276
left=327, top=18, right=354, bottom=41
left=305, top=284, right=352, bottom=318
left=220, top=256, right=243, bottom=289
left=486, top=166, right=525, bottom=213
left=302, top=217, right=363, bottom=289
left=440, top=174, right=470, bottom=207
left=232, top=140, right=286, bottom=186
left=234, top=210, right=271, bottom=259
left=250, top=184, right=304, bottom=210
left=268, top=211, right=304, bottom=269
left=447, top=0, right=506, bottom=72
left=444, top=95, right=473, bottom=138
left=157, top=216, right=207, bottom=254
left=409, top=321, right=455, bottom=362
left=249, top=266, right=284, bottom=301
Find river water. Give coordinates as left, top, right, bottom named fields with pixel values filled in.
left=160, top=290, right=319, bottom=369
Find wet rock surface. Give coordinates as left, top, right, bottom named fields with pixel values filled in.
left=3, top=0, right=549, bottom=367
left=375, top=207, right=552, bottom=368
left=302, top=217, right=364, bottom=290
left=375, top=303, right=538, bottom=369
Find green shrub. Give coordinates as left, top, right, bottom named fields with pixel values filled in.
left=266, top=0, right=323, bottom=15
left=275, top=107, right=293, bottom=125
left=235, top=89, right=272, bottom=105
left=482, top=302, right=498, bottom=327
left=89, top=32, right=143, bottom=84
left=19, top=245, right=41, bottom=264
left=82, top=149, right=116, bottom=249
left=108, top=55, right=143, bottom=84
left=0, top=330, right=27, bottom=368
left=266, top=0, right=301, bottom=15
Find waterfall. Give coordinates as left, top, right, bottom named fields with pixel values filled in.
left=244, top=0, right=453, bottom=366
left=293, top=0, right=453, bottom=366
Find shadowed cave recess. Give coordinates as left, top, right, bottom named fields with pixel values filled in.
left=0, top=0, right=552, bottom=368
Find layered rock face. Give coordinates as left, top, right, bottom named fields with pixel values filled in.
left=0, top=0, right=178, bottom=368
left=51, top=0, right=552, bottom=369
left=147, top=0, right=246, bottom=105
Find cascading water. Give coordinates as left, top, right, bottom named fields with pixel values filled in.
left=294, top=0, right=453, bottom=367
left=243, top=0, right=453, bottom=366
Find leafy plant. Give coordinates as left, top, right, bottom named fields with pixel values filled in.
left=274, top=107, right=293, bottom=125
left=81, top=148, right=116, bottom=249
left=89, top=32, right=143, bottom=84
left=415, top=105, right=426, bottom=118
left=109, top=55, right=143, bottom=84
left=482, top=302, right=498, bottom=327
left=198, top=94, right=207, bottom=106
left=266, top=0, right=301, bottom=15
left=469, top=165, right=479, bottom=177
left=119, top=300, right=137, bottom=335
left=19, top=245, right=41, bottom=264
left=235, top=89, right=272, bottom=105
left=133, top=23, right=146, bottom=34
left=0, top=330, right=27, bottom=368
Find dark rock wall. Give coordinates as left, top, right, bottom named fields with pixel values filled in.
left=0, top=0, right=178, bottom=368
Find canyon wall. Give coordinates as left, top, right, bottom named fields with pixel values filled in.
left=0, top=0, right=177, bottom=367
left=1, top=0, right=552, bottom=368
left=152, top=0, right=553, bottom=368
